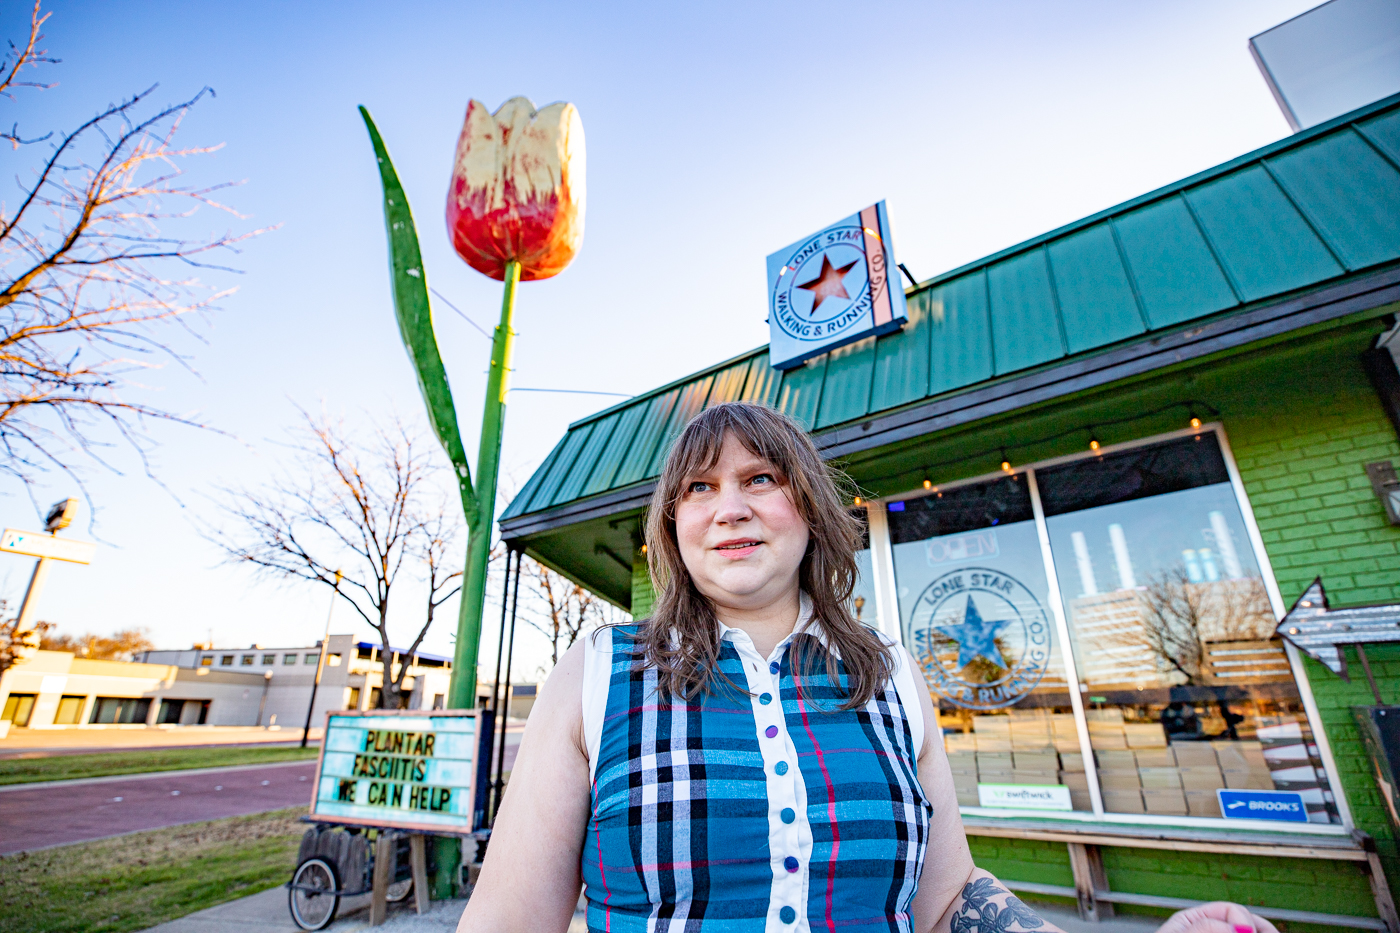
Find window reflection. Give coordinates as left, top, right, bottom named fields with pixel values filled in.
left=889, top=475, right=1089, bottom=812
left=1038, top=433, right=1339, bottom=823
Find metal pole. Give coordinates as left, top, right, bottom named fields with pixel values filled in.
left=257, top=670, right=273, bottom=727
left=489, top=548, right=515, bottom=718
left=302, top=570, right=342, bottom=748
left=1357, top=643, right=1386, bottom=706
left=488, top=547, right=516, bottom=810
left=14, top=557, right=50, bottom=633
left=447, top=259, right=521, bottom=711
left=492, top=549, right=523, bottom=820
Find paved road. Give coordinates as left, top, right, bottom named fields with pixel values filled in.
left=0, top=759, right=318, bottom=854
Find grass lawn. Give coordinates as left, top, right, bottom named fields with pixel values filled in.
left=0, top=807, right=306, bottom=933
left=0, top=745, right=320, bottom=785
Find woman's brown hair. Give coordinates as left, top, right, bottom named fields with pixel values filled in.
left=639, top=401, right=892, bottom=709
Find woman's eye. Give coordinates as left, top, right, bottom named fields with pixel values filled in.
left=750, top=473, right=774, bottom=486
left=688, top=481, right=713, bottom=494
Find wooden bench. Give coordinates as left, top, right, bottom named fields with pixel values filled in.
left=962, top=816, right=1399, bottom=932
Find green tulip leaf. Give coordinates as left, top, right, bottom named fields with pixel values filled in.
left=359, top=106, right=476, bottom=514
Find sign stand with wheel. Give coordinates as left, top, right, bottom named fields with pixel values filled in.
left=289, top=709, right=481, bottom=928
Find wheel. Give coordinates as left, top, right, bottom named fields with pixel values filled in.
left=289, top=857, right=340, bottom=931
left=386, top=878, right=413, bottom=902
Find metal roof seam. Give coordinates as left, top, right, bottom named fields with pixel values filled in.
left=1352, top=122, right=1400, bottom=171
left=1107, top=217, right=1153, bottom=332
left=1177, top=192, right=1246, bottom=307
left=1258, top=157, right=1351, bottom=273
left=524, top=420, right=595, bottom=513
left=981, top=268, right=996, bottom=376
left=1040, top=244, right=1072, bottom=357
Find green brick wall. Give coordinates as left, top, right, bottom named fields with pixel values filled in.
left=631, top=552, right=654, bottom=620
left=1213, top=321, right=1400, bottom=893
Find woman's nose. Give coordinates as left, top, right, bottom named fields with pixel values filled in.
left=713, top=485, right=753, bottom=524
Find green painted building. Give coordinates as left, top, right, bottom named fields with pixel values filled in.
left=499, top=93, right=1400, bottom=929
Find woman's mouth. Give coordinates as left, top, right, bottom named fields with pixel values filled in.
left=713, top=539, right=761, bottom=555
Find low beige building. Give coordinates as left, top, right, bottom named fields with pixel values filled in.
left=1, top=633, right=536, bottom=733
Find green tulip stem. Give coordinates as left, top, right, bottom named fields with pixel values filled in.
left=448, top=259, right=520, bottom=710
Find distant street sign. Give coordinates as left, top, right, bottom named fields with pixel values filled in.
left=0, top=528, right=95, bottom=564
left=1217, top=789, right=1308, bottom=822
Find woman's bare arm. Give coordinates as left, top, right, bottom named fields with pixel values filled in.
left=457, top=641, right=592, bottom=933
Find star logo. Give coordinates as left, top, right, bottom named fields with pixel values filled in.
left=934, top=595, right=1009, bottom=670
left=796, top=253, right=858, bottom=314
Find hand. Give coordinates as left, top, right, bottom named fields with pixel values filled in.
left=1156, top=902, right=1280, bottom=933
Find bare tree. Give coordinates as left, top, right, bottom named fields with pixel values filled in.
left=0, top=605, right=40, bottom=676
left=0, top=1, right=260, bottom=495
left=1129, top=568, right=1275, bottom=685
left=520, top=557, right=619, bottom=667
left=205, top=411, right=461, bottom=709
left=40, top=625, right=151, bottom=660
left=418, top=505, right=464, bottom=669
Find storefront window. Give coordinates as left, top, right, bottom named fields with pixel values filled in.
left=1037, top=432, right=1339, bottom=824
left=889, top=475, right=1087, bottom=812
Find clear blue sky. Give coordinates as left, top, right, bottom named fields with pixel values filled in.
left=3, top=0, right=1313, bottom=679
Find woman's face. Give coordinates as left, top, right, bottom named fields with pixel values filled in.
left=673, top=433, right=810, bottom=614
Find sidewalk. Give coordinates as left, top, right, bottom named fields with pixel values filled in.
left=139, top=886, right=587, bottom=932
left=139, top=885, right=1156, bottom=933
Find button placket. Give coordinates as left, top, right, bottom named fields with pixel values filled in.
left=719, top=622, right=812, bottom=933
left=765, top=641, right=807, bottom=930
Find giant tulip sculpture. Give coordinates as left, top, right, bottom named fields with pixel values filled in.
left=359, top=97, right=585, bottom=717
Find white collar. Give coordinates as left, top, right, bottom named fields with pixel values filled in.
left=716, top=591, right=832, bottom=661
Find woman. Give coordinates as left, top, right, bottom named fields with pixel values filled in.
left=461, top=402, right=1276, bottom=933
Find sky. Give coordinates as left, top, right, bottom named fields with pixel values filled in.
left=0, top=0, right=1317, bottom=682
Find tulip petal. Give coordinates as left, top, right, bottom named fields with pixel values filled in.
left=447, top=96, right=585, bottom=281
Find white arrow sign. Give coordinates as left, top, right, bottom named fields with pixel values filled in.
left=1275, top=577, right=1400, bottom=678
left=0, top=528, right=95, bottom=564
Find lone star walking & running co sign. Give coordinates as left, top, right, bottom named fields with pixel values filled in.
left=766, top=201, right=908, bottom=370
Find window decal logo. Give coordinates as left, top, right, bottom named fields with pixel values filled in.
left=909, top=568, right=1051, bottom=710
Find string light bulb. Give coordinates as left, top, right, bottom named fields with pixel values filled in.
left=923, top=478, right=932, bottom=490
left=1001, top=459, right=1013, bottom=474
left=640, top=544, right=647, bottom=554
left=853, top=496, right=863, bottom=506
left=1189, top=416, right=1202, bottom=429
left=1089, top=435, right=1101, bottom=451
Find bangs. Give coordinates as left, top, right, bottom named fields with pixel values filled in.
left=664, top=406, right=798, bottom=503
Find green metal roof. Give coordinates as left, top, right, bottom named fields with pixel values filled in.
left=502, top=92, right=1400, bottom=529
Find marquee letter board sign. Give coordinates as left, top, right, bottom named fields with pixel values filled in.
left=309, top=709, right=477, bottom=833
left=766, top=200, right=908, bottom=370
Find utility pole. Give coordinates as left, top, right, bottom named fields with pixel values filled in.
left=302, top=570, right=341, bottom=748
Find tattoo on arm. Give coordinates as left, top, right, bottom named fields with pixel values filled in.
left=949, top=878, right=1046, bottom=933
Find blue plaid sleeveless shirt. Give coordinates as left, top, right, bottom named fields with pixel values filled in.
left=580, top=597, right=931, bottom=933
